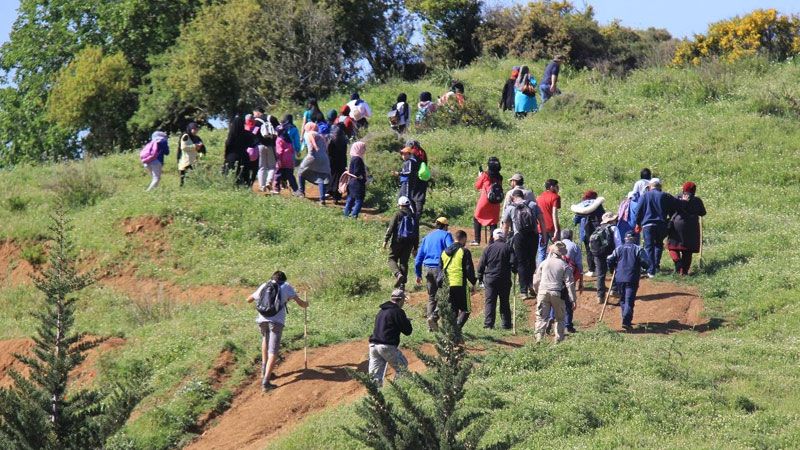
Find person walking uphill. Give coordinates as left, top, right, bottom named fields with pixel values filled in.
left=514, top=65, right=538, bottom=118
left=532, top=242, right=577, bottom=343
left=607, top=232, right=649, bottom=330
left=503, top=189, right=546, bottom=298
left=247, top=271, right=309, bottom=391
left=142, top=131, right=169, bottom=191
left=499, top=66, right=520, bottom=112
left=536, top=179, right=562, bottom=265
left=539, top=54, right=564, bottom=104
left=177, top=122, right=205, bottom=187
left=415, top=217, right=454, bottom=331
left=472, top=157, right=504, bottom=246
left=440, top=230, right=478, bottom=329
left=635, top=178, right=679, bottom=277
left=297, top=123, right=332, bottom=205
left=384, top=196, right=418, bottom=290
left=590, top=212, right=618, bottom=303
left=668, top=181, right=706, bottom=275
left=368, top=289, right=413, bottom=387
left=572, top=190, right=605, bottom=276
left=343, top=141, right=367, bottom=218
left=478, top=229, right=516, bottom=330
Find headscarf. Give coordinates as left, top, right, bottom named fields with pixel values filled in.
left=510, top=66, right=520, bottom=80
left=350, top=141, right=366, bottom=158
left=327, top=109, right=337, bottom=122
left=350, top=92, right=360, bottom=101
left=244, top=114, right=256, bottom=131
left=397, top=93, right=407, bottom=103
left=515, top=65, right=530, bottom=90
left=582, top=190, right=598, bottom=200
left=340, top=105, right=351, bottom=116
left=151, top=131, right=167, bottom=142
left=283, top=114, right=294, bottom=125
left=304, top=130, right=320, bottom=151
left=304, top=121, right=318, bottom=133
left=682, top=181, right=697, bottom=195
left=185, top=122, right=202, bottom=144
left=419, top=92, right=432, bottom=102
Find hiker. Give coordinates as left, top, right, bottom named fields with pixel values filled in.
left=439, top=81, right=465, bottom=107
left=416, top=91, right=438, bottom=127
left=383, top=196, right=417, bottom=289
left=616, top=190, right=638, bottom=247
left=301, top=98, right=325, bottom=147
left=343, top=141, right=367, bottom=218
left=347, top=92, right=372, bottom=130
left=242, top=114, right=260, bottom=186
left=514, top=65, right=538, bottom=118
left=572, top=190, right=605, bottom=277
left=143, top=131, right=169, bottom=191
left=478, top=229, right=515, bottom=329
left=394, top=147, right=421, bottom=214
left=632, top=168, right=652, bottom=199
left=440, top=230, right=478, bottom=329
left=548, top=230, right=583, bottom=334
left=223, top=112, right=250, bottom=186
left=472, top=157, right=503, bottom=246
left=502, top=189, right=546, bottom=298
left=532, top=241, right=577, bottom=342
left=247, top=270, right=309, bottom=391
left=499, top=66, right=520, bottom=111
left=590, top=212, right=619, bottom=303
left=297, top=123, right=332, bottom=205
left=368, top=289, right=413, bottom=387
left=273, top=121, right=300, bottom=195
left=414, top=217, right=454, bottom=331
left=255, top=115, right=279, bottom=193
left=177, top=122, right=205, bottom=187
left=607, top=232, right=650, bottom=330
left=283, top=114, right=302, bottom=162
left=668, top=182, right=706, bottom=275
left=536, top=179, right=562, bottom=265
left=501, top=173, right=534, bottom=213
left=539, top=54, right=564, bottom=104
left=405, top=140, right=430, bottom=217
left=635, top=178, right=679, bottom=277
left=327, top=109, right=348, bottom=203
left=334, top=105, right=357, bottom=140
left=389, top=93, right=410, bottom=134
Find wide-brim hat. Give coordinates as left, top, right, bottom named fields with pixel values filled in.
left=601, top=212, right=618, bottom=224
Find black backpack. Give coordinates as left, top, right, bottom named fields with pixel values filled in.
left=256, top=280, right=283, bottom=318
left=589, top=224, right=615, bottom=256
left=514, top=203, right=535, bottom=234
left=487, top=179, right=504, bottom=204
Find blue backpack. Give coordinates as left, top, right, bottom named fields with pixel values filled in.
left=397, top=213, right=417, bottom=243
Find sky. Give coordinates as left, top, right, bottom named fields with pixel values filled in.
left=2, top=1, right=800, bottom=47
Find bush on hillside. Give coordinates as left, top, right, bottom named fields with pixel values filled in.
left=45, top=160, right=113, bottom=208
left=363, top=132, right=406, bottom=154
left=425, top=98, right=504, bottom=130
left=544, top=93, right=607, bottom=117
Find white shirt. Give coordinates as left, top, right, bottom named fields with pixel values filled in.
left=252, top=282, right=296, bottom=325
left=347, top=99, right=372, bottom=119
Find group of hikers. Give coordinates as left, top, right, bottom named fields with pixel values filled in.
left=500, top=55, right=564, bottom=117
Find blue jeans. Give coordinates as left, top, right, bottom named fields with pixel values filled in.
left=618, top=282, right=639, bottom=326
left=539, top=84, right=552, bottom=103
left=536, top=233, right=550, bottom=266
left=300, top=178, right=327, bottom=202
left=642, top=223, right=667, bottom=275
left=343, top=196, right=363, bottom=218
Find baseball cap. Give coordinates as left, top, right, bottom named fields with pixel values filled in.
left=435, top=217, right=449, bottom=226
left=492, top=229, right=504, bottom=239
left=397, top=196, right=411, bottom=206
left=391, top=288, right=406, bottom=300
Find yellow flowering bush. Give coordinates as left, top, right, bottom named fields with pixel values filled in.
left=673, top=9, right=800, bottom=65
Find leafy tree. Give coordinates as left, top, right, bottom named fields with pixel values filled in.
left=0, top=210, right=147, bottom=449
left=407, top=0, right=482, bottom=68
left=673, top=9, right=800, bottom=65
left=346, top=286, right=488, bottom=449
left=47, top=46, right=135, bottom=156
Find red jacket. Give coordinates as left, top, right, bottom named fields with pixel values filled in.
left=474, top=172, right=501, bottom=226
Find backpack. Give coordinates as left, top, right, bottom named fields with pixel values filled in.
left=139, top=140, right=160, bottom=164
left=418, top=161, right=431, bottom=182
left=415, top=106, right=429, bottom=124
left=589, top=224, right=615, bottom=256
left=256, top=281, right=283, bottom=318
left=397, top=212, right=417, bottom=243
left=513, top=203, right=535, bottom=234
left=388, top=107, right=400, bottom=126
left=487, top=178, right=504, bottom=204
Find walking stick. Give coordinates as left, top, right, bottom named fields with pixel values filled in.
left=303, top=292, right=308, bottom=370
left=512, top=275, right=517, bottom=335
left=598, top=270, right=615, bottom=323
left=698, top=217, right=704, bottom=271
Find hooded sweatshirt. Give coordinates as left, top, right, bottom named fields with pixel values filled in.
left=369, top=301, right=412, bottom=346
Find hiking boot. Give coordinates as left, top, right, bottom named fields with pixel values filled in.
left=427, top=317, right=439, bottom=332
left=597, top=295, right=604, bottom=304
left=534, top=333, right=543, bottom=343
left=566, top=325, right=577, bottom=333
left=647, top=273, right=655, bottom=279
left=610, top=291, right=621, bottom=298
left=584, top=271, right=594, bottom=277
left=262, top=381, right=277, bottom=392
left=621, top=324, right=633, bottom=332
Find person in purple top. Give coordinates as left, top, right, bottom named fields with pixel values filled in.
left=539, top=55, right=564, bottom=104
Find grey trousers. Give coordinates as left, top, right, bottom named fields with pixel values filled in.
left=368, top=343, right=408, bottom=387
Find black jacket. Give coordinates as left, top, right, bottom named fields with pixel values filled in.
left=369, top=301, right=413, bottom=346
left=477, top=237, right=516, bottom=282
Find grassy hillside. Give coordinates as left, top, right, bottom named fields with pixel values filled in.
left=1, top=56, right=799, bottom=448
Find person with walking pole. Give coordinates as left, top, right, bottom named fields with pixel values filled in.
left=368, top=289, right=413, bottom=387
left=247, top=271, right=309, bottom=392
left=532, top=242, right=577, bottom=343
left=606, top=231, right=649, bottom=331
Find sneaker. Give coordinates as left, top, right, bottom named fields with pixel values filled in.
left=262, top=381, right=277, bottom=392
left=597, top=296, right=604, bottom=304
left=534, top=333, right=543, bottom=343
left=427, top=317, right=439, bottom=332
left=647, top=273, right=655, bottom=279
left=292, top=191, right=304, bottom=198
left=621, top=324, right=633, bottom=332
left=566, top=326, right=577, bottom=333
left=610, top=291, right=621, bottom=298
left=584, top=271, right=594, bottom=277
left=469, top=241, right=480, bottom=247
left=270, top=190, right=280, bottom=195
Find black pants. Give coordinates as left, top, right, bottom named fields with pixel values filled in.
left=483, top=277, right=511, bottom=329
left=179, top=165, right=193, bottom=187
left=593, top=253, right=609, bottom=299
left=512, top=233, right=536, bottom=294
left=388, top=243, right=413, bottom=288
left=583, top=236, right=595, bottom=272
left=449, top=285, right=470, bottom=329
left=275, top=168, right=298, bottom=192
left=473, top=217, right=497, bottom=244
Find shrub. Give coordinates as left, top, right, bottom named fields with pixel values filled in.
left=333, top=273, right=380, bottom=297
left=45, top=160, right=113, bottom=208
left=544, top=93, right=607, bottom=116
left=5, top=195, right=28, bottom=212
left=425, top=98, right=504, bottom=130
left=363, top=132, right=406, bottom=154
left=20, top=242, right=46, bottom=266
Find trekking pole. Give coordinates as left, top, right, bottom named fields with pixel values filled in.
left=512, top=275, right=517, bottom=335
left=598, top=270, right=615, bottom=323
left=698, top=217, right=704, bottom=271
left=304, top=292, right=308, bottom=370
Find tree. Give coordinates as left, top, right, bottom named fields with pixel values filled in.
left=0, top=210, right=147, bottom=449
left=673, top=9, right=800, bottom=65
left=407, top=0, right=482, bottom=68
left=346, top=286, right=488, bottom=449
left=47, top=46, right=135, bottom=156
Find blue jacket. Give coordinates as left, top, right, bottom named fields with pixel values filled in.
left=155, top=139, right=169, bottom=164
left=635, top=190, right=677, bottom=227
left=415, top=229, right=453, bottom=278
left=288, top=125, right=301, bottom=155
left=607, top=243, right=649, bottom=284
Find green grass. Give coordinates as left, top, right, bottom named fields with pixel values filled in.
left=1, top=55, right=800, bottom=448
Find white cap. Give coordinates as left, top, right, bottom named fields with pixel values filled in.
left=492, top=229, right=504, bottom=240
left=649, top=178, right=662, bottom=186
left=397, top=196, right=410, bottom=206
